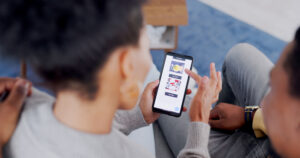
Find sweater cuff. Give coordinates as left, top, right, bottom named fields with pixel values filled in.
left=184, top=122, right=210, bottom=149
left=114, top=105, right=148, bottom=135
left=128, top=105, right=149, bottom=130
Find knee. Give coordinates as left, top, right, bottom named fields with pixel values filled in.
left=222, top=43, right=261, bottom=75
left=225, top=43, right=257, bottom=63
left=222, top=43, right=271, bottom=75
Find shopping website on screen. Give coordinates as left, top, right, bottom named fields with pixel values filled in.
left=154, top=55, right=192, bottom=113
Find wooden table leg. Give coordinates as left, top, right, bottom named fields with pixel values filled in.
left=20, top=60, right=27, bottom=79
left=164, top=26, right=178, bottom=53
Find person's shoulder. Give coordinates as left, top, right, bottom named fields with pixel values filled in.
left=3, top=88, right=56, bottom=157
left=20, top=87, right=55, bottom=124
left=24, top=88, right=55, bottom=110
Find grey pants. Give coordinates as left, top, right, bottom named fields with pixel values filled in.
left=155, top=43, right=273, bottom=158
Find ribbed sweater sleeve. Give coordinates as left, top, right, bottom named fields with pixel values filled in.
left=178, top=122, right=211, bottom=158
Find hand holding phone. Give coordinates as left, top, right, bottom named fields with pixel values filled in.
left=0, top=78, right=31, bottom=147
left=0, top=91, right=9, bottom=102
left=152, top=52, right=193, bottom=117
left=139, top=80, right=192, bottom=124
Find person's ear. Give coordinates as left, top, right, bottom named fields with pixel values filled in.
left=118, top=47, right=142, bottom=110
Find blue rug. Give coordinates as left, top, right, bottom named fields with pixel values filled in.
left=151, top=0, right=286, bottom=76
left=0, top=0, right=287, bottom=92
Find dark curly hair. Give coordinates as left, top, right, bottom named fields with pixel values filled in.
left=0, top=0, right=145, bottom=98
left=284, top=27, right=300, bottom=98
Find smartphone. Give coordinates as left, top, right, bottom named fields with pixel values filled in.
left=152, top=52, right=193, bottom=117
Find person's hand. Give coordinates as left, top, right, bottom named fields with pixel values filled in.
left=139, top=80, right=192, bottom=124
left=209, top=103, right=245, bottom=131
left=186, top=63, right=222, bottom=123
left=0, top=78, right=32, bottom=148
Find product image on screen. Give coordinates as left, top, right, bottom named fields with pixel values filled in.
left=165, top=74, right=182, bottom=93
left=169, top=61, right=185, bottom=74
left=153, top=54, right=192, bottom=114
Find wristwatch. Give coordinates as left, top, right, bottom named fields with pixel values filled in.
left=244, top=105, right=259, bottom=126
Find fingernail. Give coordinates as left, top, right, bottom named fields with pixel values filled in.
left=211, top=63, right=215, bottom=68
left=14, top=79, right=28, bottom=95
left=15, top=79, right=27, bottom=87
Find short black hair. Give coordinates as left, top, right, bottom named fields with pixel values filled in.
left=284, top=27, right=300, bottom=98
left=0, top=0, right=145, bottom=98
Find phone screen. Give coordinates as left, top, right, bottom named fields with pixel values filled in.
left=153, top=53, right=193, bottom=117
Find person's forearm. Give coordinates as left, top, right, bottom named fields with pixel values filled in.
left=189, top=103, right=210, bottom=124
left=178, top=122, right=210, bottom=158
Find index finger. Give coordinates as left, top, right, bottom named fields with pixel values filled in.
left=0, top=77, right=17, bottom=83
left=210, top=63, right=217, bottom=83
left=185, top=69, right=202, bottom=84
left=146, top=80, right=159, bottom=91
left=0, top=79, right=17, bottom=95
left=209, top=108, right=219, bottom=120
left=209, top=119, right=224, bottom=129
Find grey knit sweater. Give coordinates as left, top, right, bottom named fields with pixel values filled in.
left=3, top=88, right=210, bottom=158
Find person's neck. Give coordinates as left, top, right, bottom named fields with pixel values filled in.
left=54, top=91, right=118, bottom=134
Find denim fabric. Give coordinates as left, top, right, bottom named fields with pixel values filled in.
left=156, top=43, right=273, bottom=158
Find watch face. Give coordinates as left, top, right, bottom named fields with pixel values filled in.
left=245, top=106, right=259, bottom=110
